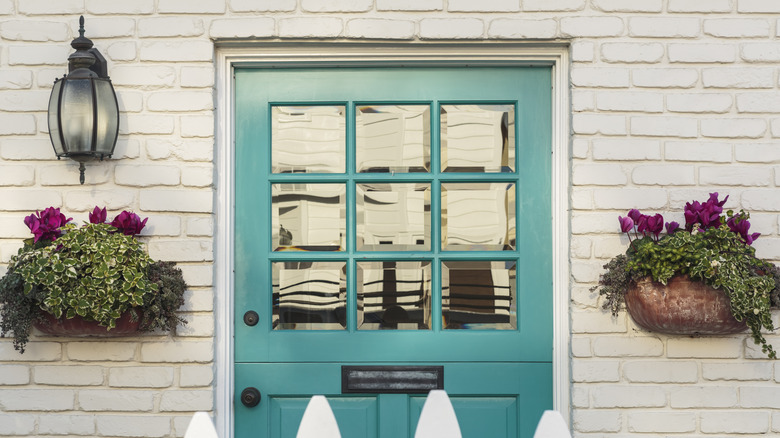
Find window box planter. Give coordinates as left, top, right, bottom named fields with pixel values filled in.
left=625, top=275, right=747, bottom=335
left=35, top=310, right=143, bottom=337
left=0, top=207, right=187, bottom=353
left=592, top=193, right=780, bottom=358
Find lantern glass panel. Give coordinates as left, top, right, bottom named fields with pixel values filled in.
left=60, top=78, right=95, bottom=154
left=48, top=80, right=64, bottom=156
left=94, top=79, right=118, bottom=156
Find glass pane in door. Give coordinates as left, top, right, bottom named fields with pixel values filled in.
left=271, top=105, right=346, bottom=173
left=442, top=260, right=516, bottom=330
left=272, top=183, right=346, bottom=251
left=441, top=183, right=516, bottom=251
left=440, top=104, right=515, bottom=173
left=356, top=104, right=430, bottom=173
left=356, top=183, right=431, bottom=251
left=357, top=260, right=432, bottom=330
left=272, top=261, right=347, bottom=330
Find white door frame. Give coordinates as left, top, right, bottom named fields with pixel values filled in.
left=214, top=42, right=571, bottom=438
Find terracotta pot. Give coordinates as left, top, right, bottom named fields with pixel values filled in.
left=34, top=310, right=142, bottom=337
left=625, top=276, right=747, bottom=335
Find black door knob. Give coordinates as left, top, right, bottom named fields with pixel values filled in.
left=243, top=310, right=259, bottom=326
left=241, top=387, right=261, bottom=407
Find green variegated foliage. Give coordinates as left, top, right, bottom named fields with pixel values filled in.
left=0, top=223, right=187, bottom=353
left=596, top=225, right=780, bottom=359
left=17, top=223, right=155, bottom=327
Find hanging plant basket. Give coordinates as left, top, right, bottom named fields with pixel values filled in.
left=625, top=275, right=747, bottom=335
left=34, top=310, right=142, bottom=337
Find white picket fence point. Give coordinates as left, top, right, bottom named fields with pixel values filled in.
left=414, top=390, right=462, bottom=438
left=533, top=410, right=572, bottom=438
left=297, top=395, right=342, bottom=438
left=184, top=392, right=570, bottom=438
left=183, top=412, right=218, bottom=438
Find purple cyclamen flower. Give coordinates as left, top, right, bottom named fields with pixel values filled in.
left=665, top=221, right=680, bottom=235
left=698, top=203, right=721, bottom=230
left=727, top=216, right=761, bottom=245
left=645, top=213, right=664, bottom=238
left=88, top=206, right=107, bottom=224
left=635, top=215, right=648, bottom=234
left=684, top=200, right=702, bottom=229
left=618, top=216, right=634, bottom=233
left=24, top=207, right=72, bottom=243
left=110, top=211, right=148, bottom=236
left=708, top=192, right=729, bottom=208
left=627, top=209, right=642, bottom=223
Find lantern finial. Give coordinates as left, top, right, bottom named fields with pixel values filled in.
left=78, top=163, right=86, bottom=185
left=69, top=15, right=95, bottom=73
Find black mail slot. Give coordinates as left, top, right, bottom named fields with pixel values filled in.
left=341, top=366, right=444, bottom=394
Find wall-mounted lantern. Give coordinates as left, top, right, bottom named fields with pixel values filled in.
left=48, top=16, right=119, bottom=185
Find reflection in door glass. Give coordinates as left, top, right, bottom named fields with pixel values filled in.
left=356, top=183, right=431, bottom=251
left=442, top=261, right=516, bottom=330
left=356, top=105, right=430, bottom=173
left=441, top=183, right=516, bottom=251
left=441, top=104, right=515, bottom=173
left=272, top=261, right=347, bottom=330
left=272, top=184, right=346, bottom=251
left=271, top=105, right=346, bottom=173
left=357, top=261, right=431, bottom=330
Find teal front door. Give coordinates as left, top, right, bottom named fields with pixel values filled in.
left=234, top=66, right=553, bottom=438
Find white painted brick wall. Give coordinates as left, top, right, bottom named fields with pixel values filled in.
left=592, top=386, right=666, bottom=407
left=627, top=412, right=697, bottom=433
left=592, top=0, right=662, bottom=13
left=2, top=3, right=780, bottom=437
left=0, top=389, right=75, bottom=411
left=632, top=164, right=695, bottom=185
left=0, top=415, right=36, bottom=435
left=700, top=411, right=770, bottom=434
left=419, top=18, right=484, bottom=39
left=601, top=42, right=665, bottom=63
left=0, top=365, right=30, bottom=385
left=523, top=0, right=585, bottom=12
left=79, top=390, right=156, bottom=411
left=159, top=390, right=214, bottom=411
left=139, top=18, right=205, bottom=38
left=704, top=18, right=771, bottom=38
left=302, top=0, right=373, bottom=13
left=666, top=141, right=732, bottom=162
left=632, top=68, right=698, bottom=88
left=96, top=415, right=171, bottom=438
left=631, top=116, right=697, bottom=137
left=668, top=43, right=736, bottom=63
left=179, top=366, right=214, bottom=387
left=668, top=93, right=733, bottom=113
left=628, top=17, right=699, bottom=38
left=671, top=386, right=738, bottom=408
left=39, top=415, right=96, bottom=435
left=623, top=360, right=698, bottom=383
left=739, top=0, right=780, bottom=13
left=703, top=67, right=774, bottom=88
left=108, top=367, right=175, bottom=388
left=572, top=410, right=621, bottom=433
left=488, top=19, right=557, bottom=39
left=34, top=365, right=105, bottom=386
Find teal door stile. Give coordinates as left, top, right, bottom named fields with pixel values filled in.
left=235, top=67, right=553, bottom=438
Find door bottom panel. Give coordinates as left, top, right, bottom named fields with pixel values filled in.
left=235, top=362, right=551, bottom=438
